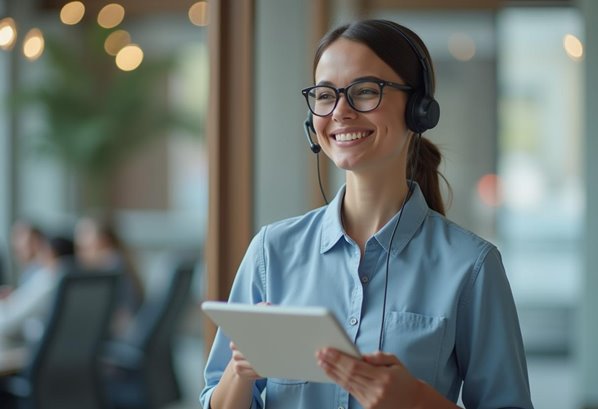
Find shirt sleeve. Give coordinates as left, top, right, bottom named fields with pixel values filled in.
left=456, top=246, right=534, bottom=409
left=0, top=271, right=55, bottom=337
left=200, top=227, right=268, bottom=409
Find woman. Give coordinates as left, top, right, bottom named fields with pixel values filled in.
left=0, top=234, right=74, bottom=343
left=75, top=217, right=144, bottom=337
left=201, top=19, right=533, bottom=409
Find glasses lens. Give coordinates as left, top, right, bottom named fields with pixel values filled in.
left=307, top=86, right=337, bottom=116
left=347, top=81, right=382, bottom=113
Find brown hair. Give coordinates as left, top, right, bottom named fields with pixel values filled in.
left=313, top=19, right=450, bottom=215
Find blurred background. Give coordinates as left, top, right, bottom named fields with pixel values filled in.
left=0, top=0, right=596, bottom=408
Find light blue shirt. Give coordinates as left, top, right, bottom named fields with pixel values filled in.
left=200, top=183, right=533, bottom=409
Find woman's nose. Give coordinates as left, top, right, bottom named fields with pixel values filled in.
left=332, top=93, right=357, bottom=121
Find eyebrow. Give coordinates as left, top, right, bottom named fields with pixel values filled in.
left=316, top=75, right=385, bottom=87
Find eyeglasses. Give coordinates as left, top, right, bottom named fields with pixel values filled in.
left=301, top=79, right=412, bottom=117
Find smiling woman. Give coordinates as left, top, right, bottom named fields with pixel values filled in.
left=201, top=18, right=534, bottom=409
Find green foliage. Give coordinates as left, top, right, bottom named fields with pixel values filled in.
left=11, top=25, right=200, bottom=205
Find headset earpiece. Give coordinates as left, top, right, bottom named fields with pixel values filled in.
left=381, top=21, right=440, bottom=134
left=405, top=91, right=440, bottom=134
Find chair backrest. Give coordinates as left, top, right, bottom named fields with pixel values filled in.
left=129, top=260, right=194, bottom=353
left=126, top=260, right=195, bottom=408
left=26, top=270, right=119, bottom=409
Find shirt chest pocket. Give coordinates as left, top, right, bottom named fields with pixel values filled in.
left=382, top=311, right=447, bottom=386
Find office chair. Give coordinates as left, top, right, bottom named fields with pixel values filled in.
left=0, top=270, right=119, bottom=409
left=103, top=260, right=195, bottom=409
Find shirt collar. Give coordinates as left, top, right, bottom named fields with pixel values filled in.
left=374, top=182, right=429, bottom=256
left=320, top=185, right=347, bottom=253
left=319, top=182, right=429, bottom=255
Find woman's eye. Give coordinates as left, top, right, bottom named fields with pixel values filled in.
left=315, top=92, right=335, bottom=101
left=355, top=87, right=378, bottom=96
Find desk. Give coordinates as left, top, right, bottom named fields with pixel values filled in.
left=0, top=346, right=27, bottom=376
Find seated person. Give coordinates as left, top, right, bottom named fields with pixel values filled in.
left=0, top=235, right=74, bottom=344
left=75, top=217, right=144, bottom=337
left=1, top=220, right=46, bottom=297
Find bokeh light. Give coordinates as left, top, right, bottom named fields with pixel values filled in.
left=448, top=32, right=476, bottom=62
left=104, top=29, right=131, bottom=56
left=60, top=1, right=85, bottom=25
left=563, top=34, right=583, bottom=61
left=23, top=28, right=44, bottom=61
left=477, top=173, right=503, bottom=207
left=115, top=44, right=143, bottom=71
left=98, top=3, right=125, bottom=29
left=0, top=17, right=17, bottom=50
left=189, top=1, right=208, bottom=26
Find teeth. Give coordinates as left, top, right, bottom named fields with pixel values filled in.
left=335, top=131, right=369, bottom=141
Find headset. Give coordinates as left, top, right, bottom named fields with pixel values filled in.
left=303, top=21, right=440, bottom=154
left=388, top=21, right=440, bottom=134
left=303, top=114, right=320, bottom=154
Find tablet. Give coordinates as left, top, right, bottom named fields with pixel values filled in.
left=201, top=301, right=361, bottom=383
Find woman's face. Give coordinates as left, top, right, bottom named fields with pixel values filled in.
left=75, top=219, right=107, bottom=267
left=313, top=38, right=412, bottom=176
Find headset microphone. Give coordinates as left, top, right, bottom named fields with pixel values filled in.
left=303, top=112, right=328, bottom=204
left=303, top=112, right=321, bottom=154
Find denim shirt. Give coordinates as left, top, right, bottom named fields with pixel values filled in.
left=200, top=183, right=534, bottom=409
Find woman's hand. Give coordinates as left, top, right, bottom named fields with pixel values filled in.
left=229, top=341, right=263, bottom=380
left=316, top=349, right=423, bottom=409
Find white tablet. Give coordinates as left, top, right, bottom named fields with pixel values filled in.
left=201, top=301, right=361, bottom=383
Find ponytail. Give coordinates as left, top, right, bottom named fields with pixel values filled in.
left=407, top=136, right=451, bottom=216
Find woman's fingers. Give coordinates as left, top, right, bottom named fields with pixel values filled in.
left=229, top=341, right=262, bottom=379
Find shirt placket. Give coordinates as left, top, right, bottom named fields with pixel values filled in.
left=336, top=242, right=362, bottom=409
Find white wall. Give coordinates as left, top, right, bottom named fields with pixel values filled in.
left=254, top=0, right=313, bottom=229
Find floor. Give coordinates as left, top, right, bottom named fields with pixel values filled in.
left=169, top=334, right=578, bottom=409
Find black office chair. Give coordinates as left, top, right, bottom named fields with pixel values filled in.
left=0, top=270, right=119, bottom=409
left=102, top=260, right=195, bottom=409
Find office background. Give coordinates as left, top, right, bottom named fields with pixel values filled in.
left=0, top=0, right=596, bottom=408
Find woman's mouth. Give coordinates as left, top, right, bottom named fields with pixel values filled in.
left=333, top=130, right=373, bottom=142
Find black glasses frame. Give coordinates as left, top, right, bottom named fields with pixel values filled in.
left=301, top=79, right=412, bottom=117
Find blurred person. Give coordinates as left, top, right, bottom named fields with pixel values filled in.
left=0, top=235, right=74, bottom=344
left=0, top=221, right=45, bottom=300
left=10, top=220, right=46, bottom=286
left=74, top=217, right=144, bottom=337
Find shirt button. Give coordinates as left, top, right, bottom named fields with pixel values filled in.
left=361, top=275, right=369, bottom=284
left=349, top=317, right=358, bottom=326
